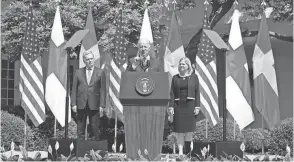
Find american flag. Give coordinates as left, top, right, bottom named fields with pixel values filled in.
left=109, top=7, right=128, bottom=123
left=195, top=0, right=219, bottom=125
left=19, top=5, right=46, bottom=127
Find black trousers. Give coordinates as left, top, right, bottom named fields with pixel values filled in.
left=76, top=103, right=100, bottom=140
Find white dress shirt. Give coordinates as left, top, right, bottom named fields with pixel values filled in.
left=86, top=67, right=94, bottom=84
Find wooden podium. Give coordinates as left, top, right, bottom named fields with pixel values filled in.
left=119, top=72, right=170, bottom=159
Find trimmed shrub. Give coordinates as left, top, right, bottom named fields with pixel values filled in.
left=241, top=128, right=271, bottom=153
left=268, top=117, right=293, bottom=156
left=193, top=118, right=243, bottom=141
left=162, top=132, right=177, bottom=153
left=56, top=120, right=78, bottom=139
left=103, top=117, right=126, bottom=152
left=162, top=118, right=244, bottom=152
left=30, top=117, right=77, bottom=151
left=30, top=111, right=57, bottom=151
left=0, top=111, right=35, bottom=151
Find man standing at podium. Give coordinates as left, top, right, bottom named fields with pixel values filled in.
left=127, top=6, right=160, bottom=72
left=71, top=51, right=106, bottom=140
left=127, top=39, right=160, bottom=72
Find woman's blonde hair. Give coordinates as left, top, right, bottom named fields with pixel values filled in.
left=178, top=57, right=193, bottom=76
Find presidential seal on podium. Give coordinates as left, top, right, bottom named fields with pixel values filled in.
left=135, top=76, right=155, bottom=96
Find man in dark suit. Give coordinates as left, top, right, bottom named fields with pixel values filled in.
left=127, top=39, right=160, bottom=72
left=71, top=51, right=106, bottom=140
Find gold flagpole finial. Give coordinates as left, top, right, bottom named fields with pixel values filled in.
left=261, top=0, right=267, bottom=11
left=234, top=0, right=238, bottom=6
left=144, top=0, right=149, bottom=6
left=88, top=0, right=94, bottom=6
left=204, top=0, right=209, bottom=11
left=172, top=0, right=177, bottom=10
left=261, top=0, right=266, bottom=6
left=204, top=0, right=209, bottom=5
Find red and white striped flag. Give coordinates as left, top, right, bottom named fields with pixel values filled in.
left=164, top=11, right=185, bottom=78
left=226, top=9, right=254, bottom=130
left=252, top=12, right=280, bottom=129
left=19, top=4, right=46, bottom=127
left=109, top=8, right=128, bottom=123
left=195, top=0, right=219, bottom=126
left=45, top=6, right=71, bottom=127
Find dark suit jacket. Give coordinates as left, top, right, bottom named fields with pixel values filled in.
left=126, top=57, right=160, bottom=72
left=71, top=66, right=106, bottom=110
left=169, top=73, right=200, bottom=108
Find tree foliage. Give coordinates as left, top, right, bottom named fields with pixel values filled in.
left=1, top=0, right=292, bottom=62
left=242, top=0, right=293, bottom=22
left=1, top=0, right=164, bottom=61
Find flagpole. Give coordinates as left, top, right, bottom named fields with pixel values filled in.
left=205, top=119, right=208, bottom=139
left=215, top=47, right=228, bottom=141
left=260, top=0, right=266, bottom=154
left=172, top=0, right=178, bottom=153
left=64, top=47, right=72, bottom=139
left=54, top=118, right=57, bottom=137
left=23, top=0, right=31, bottom=152
left=233, top=0, right=239, bottom=140
left=233, top=120, right=236, bottom=140
left=85, top=116, right=88, bottom=140
left=261, top=116, right=264, bottom=154
left=24, top=112, right=27, bottom=150
left=114, top=111, right=118, bottom=152
left=20, top=0, right=33, bottom=150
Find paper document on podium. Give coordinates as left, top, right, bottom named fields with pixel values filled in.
left=63, top=29, right=89, bottom=49
left=203, top=29, right=229, bottom=50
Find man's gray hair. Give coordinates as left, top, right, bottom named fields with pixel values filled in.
left=83, top=51, right=94, bottom=59
left=138, top=39, right=151, bottom=47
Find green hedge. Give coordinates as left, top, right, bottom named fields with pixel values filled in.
left=162, top=132, right=177, bottom=153
left=268, top=117, right=293, bottom=156
left=0, top=111, right=35, bottom=151
left=56, top=120, right=77, bottom=139
left=193, top=118, right=243, bottom=141
left=241, top=128, right=271, bottom=153
left=32, top=119, right=77, bottom=151
left=162, top=118, right=244, bottom=152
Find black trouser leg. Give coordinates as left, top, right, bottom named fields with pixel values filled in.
left=184, top=141, right=191, bottom=154
left=88, top=109, right=100, bottom=140
left=77, top=109, right=87, bottom=139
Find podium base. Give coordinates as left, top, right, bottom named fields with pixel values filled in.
left=48, top=138, right=108, bottom=160
left=48, top=138, right=76, bottom=160
left=75, top=139, right=108, bottom=157
left=192, top=141, right=242, bottom=158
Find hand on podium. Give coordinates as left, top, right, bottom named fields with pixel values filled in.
left=220, top=48, right=228, bottom=52
left=72, top=105, right=77, bottom=113
left=168, top=107, right=174, bottom=122
left=194, top=107, right=200, bottom=115
left=100, top=107, right=110, bottom=118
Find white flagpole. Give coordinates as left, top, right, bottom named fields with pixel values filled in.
left=233, top=119, right=236, bottom=140
left=114, top=111, right=118, bottom=152
left=205, top=119, right=208, bottom=139
left=85, top=116, right=89, bottom=140
left=54, top=118, right=57, bottom=137
left=260, top=0, right=267, bottom=155
left=24, top=112, right=27, bottom=149
left=261, top=116, right=264, bottom=154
